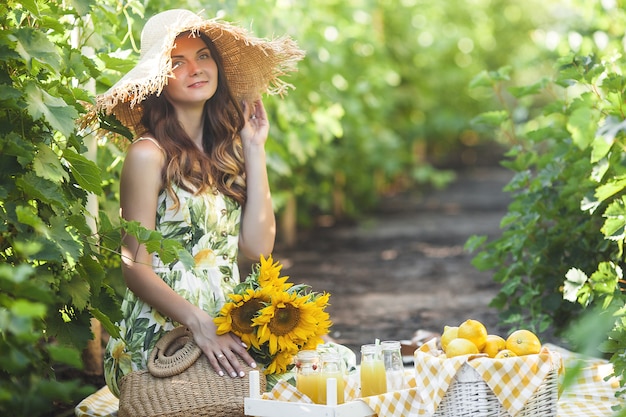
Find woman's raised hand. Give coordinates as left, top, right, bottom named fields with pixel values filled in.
left=240, top=98, right=269, bottom=147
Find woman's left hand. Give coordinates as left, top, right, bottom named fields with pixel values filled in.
left=240, top=98, right=270, bottom=147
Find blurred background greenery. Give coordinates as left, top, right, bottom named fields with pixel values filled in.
left=91, top=0, right=572, bottom=236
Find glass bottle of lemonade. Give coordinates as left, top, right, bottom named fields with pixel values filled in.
left=360, top=344, right=387, bottom=397
left=295, top=350, right=321, bottom=404
left=319, top=351, right=345, bottom=405
left=381, top=340, right=405, bottom=391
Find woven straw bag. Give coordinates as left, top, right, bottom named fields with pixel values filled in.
left=118, top=326, right=266, bottom=417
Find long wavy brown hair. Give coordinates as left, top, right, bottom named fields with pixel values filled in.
left=139, top=32, right=247, bottom=207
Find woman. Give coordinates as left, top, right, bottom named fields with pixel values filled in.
left=96, top=9, right=304, bottom=397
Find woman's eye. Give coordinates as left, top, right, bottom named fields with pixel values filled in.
left=199, top=53, right=211, bottom=60
left=172, top=60, right=184, bottom=69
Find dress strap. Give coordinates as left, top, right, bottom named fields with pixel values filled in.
left=134, top=136, right=164, bottom=151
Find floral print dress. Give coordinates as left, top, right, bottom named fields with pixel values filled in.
left=104, top=183, right=241, bottom=397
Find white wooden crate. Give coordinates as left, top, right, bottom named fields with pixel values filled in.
left=244, top=370, right=376, bottom=417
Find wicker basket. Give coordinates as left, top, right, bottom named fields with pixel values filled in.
left=433, top=362, right=558, bottom=417
left=118, top=326, right=266, bottom=417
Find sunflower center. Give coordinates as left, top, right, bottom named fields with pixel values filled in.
left=231, top=299, right=264, bottom=334
left=268, top=303, right=300, bottom=336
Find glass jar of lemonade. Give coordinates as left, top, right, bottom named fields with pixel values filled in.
left=319, top=351, right=345, bottom=405
left=360, top=344, right=387, bottom=397
left=295, top=350, right=321, bottom=404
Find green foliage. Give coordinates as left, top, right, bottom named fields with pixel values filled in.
left=0, top=1, right=188, bottom=414
left=466, top=0, right=626, bottom=401
left=80, top=0, right=560, bottom=223
left=93, top=0, right=553, bottom=221
left=0, top=1, right=120, bottom=413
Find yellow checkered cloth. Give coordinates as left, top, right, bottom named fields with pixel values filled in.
left=413, top=341, right=470, bottom=415
left=547, top=343, right=622, bottom=417
left=75, top=343, right=623, bottom=417
left=359, top=388, right=427, bottom=416
left=263, top=380, right=310, bottom=402
left=74, top=386, right=118, bottom=417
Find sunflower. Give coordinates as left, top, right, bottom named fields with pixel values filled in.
left=264, top=349, right=295, bottom=375
left=253, top=290, right=330, bottom=356
left=213, top=255, right=331, bottom=376
left=215, top=288, right=271, bottom=350
left=302, top=293, right=332, bottom=347
left=257, top=254, right=292, bottom=290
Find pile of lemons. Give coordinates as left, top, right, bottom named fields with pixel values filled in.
left=440, top=319, right=542, bottom=358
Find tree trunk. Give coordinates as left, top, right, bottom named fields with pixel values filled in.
left=280, top=193, right=297, bottom=247
left=82, top=318, right=103, bottom=375
left=332, top=171, right=346, bottom=219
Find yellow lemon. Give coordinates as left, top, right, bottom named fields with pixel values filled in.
left=506, top=329, right=541, bottom=356
left=482, top=334, right=506, bottom=358
left=440, top=326, right=459, bottom=351
left=457, top=319, right=488, bottom=351
left=445, top=338, right=479, bottom=357
left=495, top=349, right=517, bottom=359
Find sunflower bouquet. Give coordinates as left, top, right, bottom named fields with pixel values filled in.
left=214, top=255, right=331, bottom=376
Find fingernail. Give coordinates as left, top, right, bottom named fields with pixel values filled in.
left=241, top=342, right=248, bottom=348
left=218, top=371, right=224, bottom=377
left=250, top=362, right=257, bottom=368
left=231, top=372, right=237, bottom=378
left=239, top=370, right=245, bottom=377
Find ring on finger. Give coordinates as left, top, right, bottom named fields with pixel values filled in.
left=217, top=353, right=225, bottom=359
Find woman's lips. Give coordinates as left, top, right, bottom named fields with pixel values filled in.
left=188, top=80, right=208, bottom=88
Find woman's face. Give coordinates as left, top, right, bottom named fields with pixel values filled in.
left=164, top=33, right=218, bottom=109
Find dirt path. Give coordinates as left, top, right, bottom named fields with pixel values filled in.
left=266, top=166, right=514, bottom=354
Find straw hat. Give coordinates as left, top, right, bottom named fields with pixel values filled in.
left=96, top=9, right=305, bottom=136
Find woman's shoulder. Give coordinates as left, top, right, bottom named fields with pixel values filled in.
left=126, top=136, right=165, bottom=161
left=123, top=136, right=166, bottom=175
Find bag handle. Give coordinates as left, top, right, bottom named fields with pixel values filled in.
left=147, top=326, right=203, bottom=378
